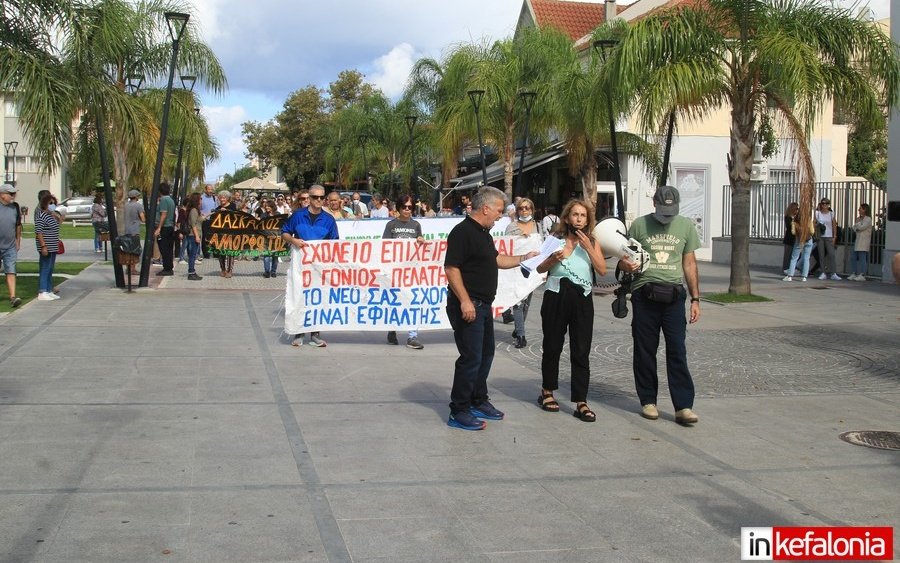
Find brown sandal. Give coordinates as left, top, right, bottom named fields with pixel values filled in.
left=573, top=403, right=596, bottom=422
left=538, top=391, right=560, bottom=412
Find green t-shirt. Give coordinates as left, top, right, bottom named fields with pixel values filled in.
left=156, top=195, right=176, bottom=227
left=628, top=214, right=700, bottom=291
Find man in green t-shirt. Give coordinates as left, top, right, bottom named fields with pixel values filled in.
left=619, top=186, right=701, bottom=425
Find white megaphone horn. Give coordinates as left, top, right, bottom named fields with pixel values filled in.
left=592, top=217, right=650, bottom=273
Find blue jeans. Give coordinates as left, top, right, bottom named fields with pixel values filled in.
left=186, top=237, right=200, bottom=274
left=631, top=288, right=695, bottom=411
left=446, top=294, right=494, bottom=414
left=787, top=238, right=814, bottom=277
left=512, top=292, right=532, bottom=337
left=92, top=222, right=103, bottom=251
left=852, top=251, right=868, bottom=275
left=38, top=252, right=57, bottom=293
left=263, top=256, right=277, bottom=275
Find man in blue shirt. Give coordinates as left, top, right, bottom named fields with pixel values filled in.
left=281, top=184, right=338, bottom=347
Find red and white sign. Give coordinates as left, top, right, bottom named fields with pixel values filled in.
left=741, top=527, right=893, bottom=560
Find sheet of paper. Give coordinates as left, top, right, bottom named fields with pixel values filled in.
left=519, top=236, right=564, bottom=277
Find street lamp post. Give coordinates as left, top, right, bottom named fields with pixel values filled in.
left=358, top=134, right=369, bottom=191
left=515, top=91, right=537, bottom=199
left=139, top=11, right=190, bottom=288
left=467, top=90, right=488, bottom=187
left=171, top=75, right=197, bottom=205
left=405, top=115, right=417, bottom=193
left=3, top=141, right=17, bottom=184
left=333, top=144, right=341, bottom=190
left=594, top=39, right=625, bottom=222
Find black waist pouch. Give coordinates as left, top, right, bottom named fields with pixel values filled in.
left=642, top=282, right=681, bottom=304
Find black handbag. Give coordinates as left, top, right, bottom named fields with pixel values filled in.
left=115, top=234, right=142, bottom=256
left=642, top=282, right=680, bottom=304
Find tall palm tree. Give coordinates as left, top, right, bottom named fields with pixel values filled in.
left=1, top=0, right=226, bottom=201
left=409, top=28, right=573, bottom=198
left=611, top=0, right=899, bottom=294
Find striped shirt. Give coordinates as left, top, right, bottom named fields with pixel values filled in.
left=34, top=209, right=60, bottom=253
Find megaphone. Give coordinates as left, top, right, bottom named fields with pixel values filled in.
left=593, top=217, right=650, bottom=273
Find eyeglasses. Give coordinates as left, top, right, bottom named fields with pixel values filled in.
left=401, top=204, right=414, bottom=210
left=309, top=194, right=325, bottom=200
left=517, top=206, right=531, bottom=211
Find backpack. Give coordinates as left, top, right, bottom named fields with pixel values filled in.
left=177, top=209, right=191, bottom=236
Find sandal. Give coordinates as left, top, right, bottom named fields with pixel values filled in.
left=573, top=403, right=596, bottom=422
left=538, top=391, right=560, bottom=412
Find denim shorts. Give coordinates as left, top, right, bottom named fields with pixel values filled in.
left=1, top=246, right=17, bottom=274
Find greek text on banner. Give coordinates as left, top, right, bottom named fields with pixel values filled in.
left=284, top=236, right=544, bottom=333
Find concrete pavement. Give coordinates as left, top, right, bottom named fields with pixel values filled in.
left=0, top=252, right=897, bottom=562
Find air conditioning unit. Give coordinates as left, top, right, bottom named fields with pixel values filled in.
left=750, top=163, right=768, bottom=183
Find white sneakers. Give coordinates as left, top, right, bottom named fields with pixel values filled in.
left=830, top=273, right=842, bottom=281
left=782, top=275, right=793, bottom=282
left=37, top=292, right=60, bottom=301
left=818, top=273, right=827, bottom=280
left=848, top=274, right=866, bottom=281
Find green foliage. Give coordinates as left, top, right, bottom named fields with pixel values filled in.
left=219, top=166, right=260, bottom=190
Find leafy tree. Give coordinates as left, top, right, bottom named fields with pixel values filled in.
left=327, top=69, right=376, bottom=112
left=611, top=0, right=900, bottom=294
left=0, top=0, right=226, bottom=206
left=219, top=165, right=260, bottom=190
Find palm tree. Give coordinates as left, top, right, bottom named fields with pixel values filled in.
left=409, top=28, right=573, bottom=198
left=1, top=0, right=226, bottom=201
left=610, top=0, right=899, bottom=294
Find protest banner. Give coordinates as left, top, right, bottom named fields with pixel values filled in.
left=284, top=235, right=544, bottom=334
left=335, top=216, right=510, bottom=240
left=206, top=209, right=289, bottom=257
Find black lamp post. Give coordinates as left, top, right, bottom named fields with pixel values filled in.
left=515, top=91, right=536, bottom=199
left=358, top=134, right=369, bottom=191
left=171, top=75, right=196, bottom=205
left=333, top=144, right=342, bottom=189
left=125, top=73, right=144, bottom=95
left=405, top=115, right=417, bottom=193
left=594, top=39, right=625, bottom=222
left=3, top=141, right=17, bottom=184
left=140, top=10, right=190, bottom=288
left=467, top=90, right=488, bottom=187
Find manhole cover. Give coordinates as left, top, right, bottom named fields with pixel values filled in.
left=839, top=431, right=900, bottom=451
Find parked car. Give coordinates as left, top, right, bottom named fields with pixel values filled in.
left=57, top=197, right=96, bottom=221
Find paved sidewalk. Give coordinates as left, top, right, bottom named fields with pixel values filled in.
left=0, top=259, right=897, bottom=562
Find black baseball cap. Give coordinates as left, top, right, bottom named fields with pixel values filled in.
left=653, top=186, right=680, bottom=224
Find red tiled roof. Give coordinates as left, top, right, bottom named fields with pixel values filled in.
left=626, top=0, right=708, bottom=22
left=530, top=0, right=608, bottom=42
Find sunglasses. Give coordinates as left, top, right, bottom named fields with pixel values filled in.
left=309, top=194, right=325, bottom=200
left=518, top=206, right=531, bottom=210
left=401, top=204, right=414, bottom=210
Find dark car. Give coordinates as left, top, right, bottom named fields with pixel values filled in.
left=58, top=197, right=97, bottom=221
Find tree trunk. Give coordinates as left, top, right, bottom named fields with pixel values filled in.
left=727, top=89, right=755, bottom=295
left=581, top=141, right=597, bottom=210
left=111, top=139, right=130, bottom=236
left=502, top=123, right=515, bottom=199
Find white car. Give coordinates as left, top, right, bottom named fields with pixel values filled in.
left=57, top=197, right=96, bottom=221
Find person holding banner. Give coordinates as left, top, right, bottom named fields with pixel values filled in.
left=215, top=190, right=237, bottom=278
left=504, top=197, right=544, bottom=349
left=444, top=186, right=538, bottom=431
left=281, top=184, right=338, bottom=348
left=383, top=194, right=426, bottom=350
left=535, top=199, right=606, bottom=422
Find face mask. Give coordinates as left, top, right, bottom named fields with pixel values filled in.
left=518, top=215, right=533, bottom=222
left=48, top=204, right=57, bottom=212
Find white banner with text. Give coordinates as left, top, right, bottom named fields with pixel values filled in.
left=284, top=235, right=544, bottom=333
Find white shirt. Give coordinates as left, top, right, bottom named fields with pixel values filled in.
left=369, top=205, right=389, bottom=218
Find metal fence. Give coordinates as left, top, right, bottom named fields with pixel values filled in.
left=721, top=180, right=887, bottom=267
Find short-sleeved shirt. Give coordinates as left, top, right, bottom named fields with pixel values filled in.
left=124, top=200, right=144, bottom=235
left=369, top=205, right=390, bottom=218
left=815, top=210, right=834, bottom=238
left=0, top=201, right=21, bottom=250
left=188, top=208, right=201, bottom=234
left=34, top=209, right=60, bottom=253
left=200, top=194, right=218, bottom=217
left=156, top=195, right=176, bottom=227
left=444, top=215, right=499, bottom=303
left=382, top=218, right=421, bottom=240
left=628, top=214, right=700, bottom=292
left=281, top=207, right=339, bottom=241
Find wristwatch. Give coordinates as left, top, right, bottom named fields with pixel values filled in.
left=690, top=297, right=700, bottom=303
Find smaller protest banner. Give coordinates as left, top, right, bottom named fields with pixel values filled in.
left=206, top=209, right=289, bottom=257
